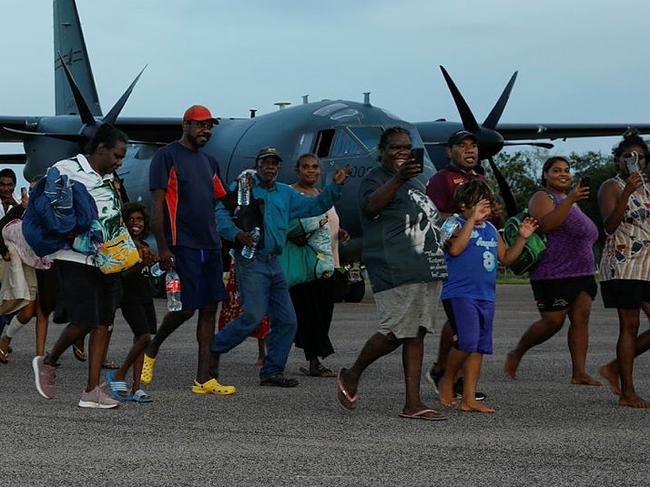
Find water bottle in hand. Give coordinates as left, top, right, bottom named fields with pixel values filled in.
left=237, top=170, right=257, bottom=206
left=241, top=227, right=261, bottom=259
left=165, top=269, right=182, bottom=311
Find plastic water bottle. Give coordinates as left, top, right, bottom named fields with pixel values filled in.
left=149, top=262, right=165, bottom=277
left=165, top=269, right=182, bottom=311
left=440, top=217, right=460, bottom=245
left=241, top=227, right=261, bottom=259
left=237, top=174, right=250, bottom=206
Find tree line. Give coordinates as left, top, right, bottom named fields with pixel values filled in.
left=483, top=149, right=618, bottom=251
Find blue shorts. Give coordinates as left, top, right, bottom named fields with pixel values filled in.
left=172, top=246, right=227, bottom=311
left=443, top=298, right=495, bottom=354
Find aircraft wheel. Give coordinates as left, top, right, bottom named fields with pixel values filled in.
left=344, top=280, right=365, bottom=303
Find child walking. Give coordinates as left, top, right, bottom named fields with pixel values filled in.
left=438, top=181, right=538, bottom=413
left=106, top=202, right=158, bottom=403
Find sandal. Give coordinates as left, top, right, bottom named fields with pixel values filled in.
left=102, top=359, right=120, bottom=370
left=132, top=389, right=153, bottom=403
left=106, top=371, right=132, bottom=401
left=191, top=378, right=236, bottom=395
left=72, top=344, right=87, bottom=362
left=0, top=348, right=8, bottom=364
left=299, top=364, right=336, bottom=377
left=140, top=354, right=156, bottom=385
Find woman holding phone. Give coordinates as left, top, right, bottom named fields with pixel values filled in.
left=597, top=131, right=650, bottom=408
left=505, top=156, right=601, bottom=385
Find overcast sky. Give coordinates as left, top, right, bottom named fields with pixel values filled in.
left=2, top=0, right=649, bottom=167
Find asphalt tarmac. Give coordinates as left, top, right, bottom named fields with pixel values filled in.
left=1, top=284, right=648, bottom=486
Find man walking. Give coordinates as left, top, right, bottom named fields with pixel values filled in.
left=213, top=147, right=349, bottom=388
left=142, top=105, right=234, bottom=395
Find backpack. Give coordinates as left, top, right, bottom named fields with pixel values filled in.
left=502, top=209, right=546, bottom=275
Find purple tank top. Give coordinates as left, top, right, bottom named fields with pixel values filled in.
left=529, top=192, right=598, bottom=281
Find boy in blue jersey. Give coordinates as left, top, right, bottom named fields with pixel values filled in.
left=438, top=181, right=537, bottom=413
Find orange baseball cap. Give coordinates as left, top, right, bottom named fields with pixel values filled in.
left=183, top=105, right=219, bottom=124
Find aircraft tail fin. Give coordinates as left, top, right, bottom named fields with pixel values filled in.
left=53, top=0, right=102, bottom=116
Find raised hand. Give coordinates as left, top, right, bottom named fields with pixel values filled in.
left=395, top=159, right=421, bottom=183
left=333, top=165, right=351, bottom=185
left=518, top=217, right=539, bottom=238
left=568, top=182, right=591, bottom=203
left=470, top=199, right=492, bottom=222
left=623, top=171, right=644, bottom=196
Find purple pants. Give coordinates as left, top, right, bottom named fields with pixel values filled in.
left=443, top=298, right=495, bottom=354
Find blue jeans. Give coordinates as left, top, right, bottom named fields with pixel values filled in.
left=212, top=254, right=297, bottom=379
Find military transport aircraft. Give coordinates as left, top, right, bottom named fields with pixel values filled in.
left=2, top=0, right=650, bottom=301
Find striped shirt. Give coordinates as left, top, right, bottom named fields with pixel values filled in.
left=599, top=176, right=650, bottom=281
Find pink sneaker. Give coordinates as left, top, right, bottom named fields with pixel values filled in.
left=78, top=385, right=120, bottom=409
left=32, top=355, right=56, bottom=399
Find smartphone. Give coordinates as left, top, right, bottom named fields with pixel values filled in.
left=411, top=148, right=424, bottom=173
left=625, top=152, right=640, bottom=174
left=580, top=176, right=591, bottom=188
left=20, top=187, right=28, bottom=198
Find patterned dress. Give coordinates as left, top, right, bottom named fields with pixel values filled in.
left=600, top=176, right=650, bottom=281
left=217, top=260, right=270, bottom=339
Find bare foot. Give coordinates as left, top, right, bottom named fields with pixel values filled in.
left=599, top=364, right=621, bottom=396
left=571, top=374, right=602, bottom=386
left=504, top=351, right=520, bottom=379
left=619, top=394, right=650, bottom=408
left=460, top=400, right=496, bottom=413
left=438, top=376, right=456, bottom=407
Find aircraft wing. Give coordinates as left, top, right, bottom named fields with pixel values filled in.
left=495, top=123, right=650, bottom=142
left=0, top=117, right=37, bottom=143
left=0, top=154, right=27, bottom=165
left=113, top=117, right=182, bottom=145
left=0, top=115, right=182, bottom=146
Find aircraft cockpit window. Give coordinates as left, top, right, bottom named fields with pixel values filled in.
left=315, top=128, right=366, bottom=158
left=315, top=129, right=335, bottom=158
left=349, top=127, right=382, bottom=151
left=330, top=129, right=365, bottom=157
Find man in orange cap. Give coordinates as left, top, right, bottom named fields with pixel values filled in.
left=142, top=105, right=235, bottom=395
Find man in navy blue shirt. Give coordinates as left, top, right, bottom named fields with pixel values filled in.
left=143, top=105, right=235, bottom=396
left=213, top=147, right=350, bottom=388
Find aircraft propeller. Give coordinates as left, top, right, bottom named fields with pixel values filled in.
left=439, top=66, right=553, bottom=216
left=2, top=54, right=146, bottom=147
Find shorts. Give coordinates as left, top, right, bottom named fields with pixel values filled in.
left=374, top=281, right=441, bottom=339
left=531, top=276, right=597, bottom=313
left=600, top=279, right=650, bottom=309
left=172, top=246, right=227, bottom=311
left=443, top=298, right=495, bottom=354
left=121, top=301, right=157, bottom=336
left=36, top=265, right=59, bottom=316
left=55, top=260, right=122, bottom=329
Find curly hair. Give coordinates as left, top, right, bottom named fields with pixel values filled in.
left=612, top=128, right=649, bottom=160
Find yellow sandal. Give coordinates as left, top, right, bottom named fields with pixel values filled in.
left=191, top=378, right=236, bottom=395
left=140, top=354, right=156, bottom=384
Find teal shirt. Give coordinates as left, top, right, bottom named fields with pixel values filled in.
left=215, top=176, right=342, bottom=256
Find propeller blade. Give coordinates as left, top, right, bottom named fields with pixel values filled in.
left=103, top=65, right=147, bottom=125
left=2, top=126, right=84, bottom=143
left=487, top=156, right=518, bottom=217
left=503, top=141, right=554, bottom=149
left=483, top=71, right=518, bottom=129
left=439, top=66, right=479, bottom=132
left=57, top=53, right=96, bottom=127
